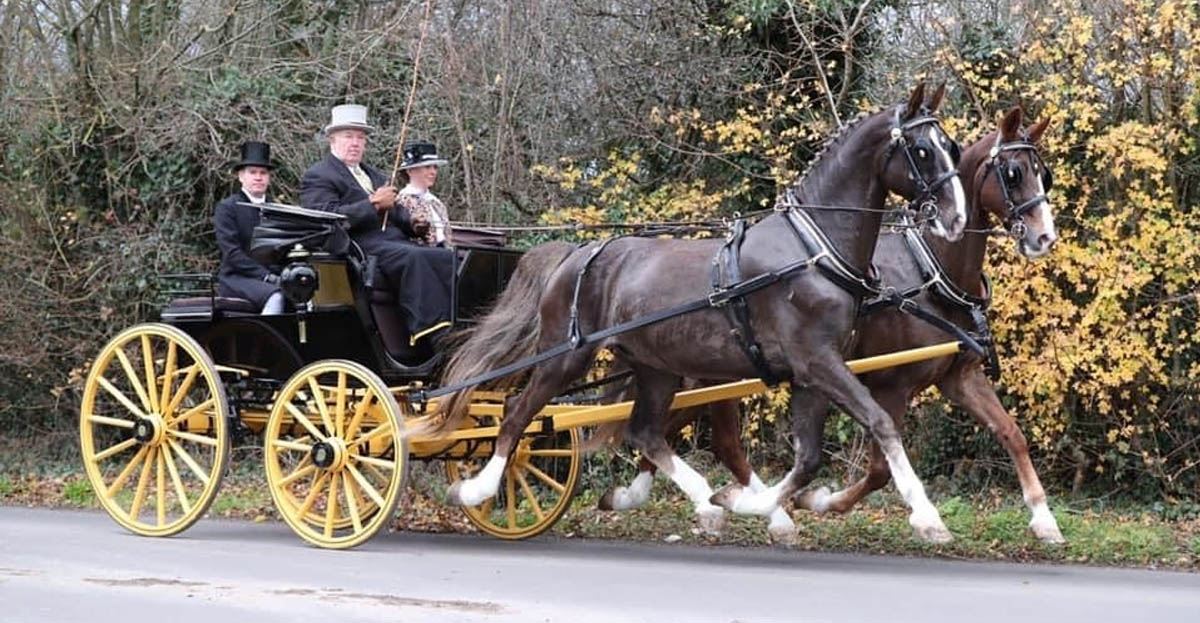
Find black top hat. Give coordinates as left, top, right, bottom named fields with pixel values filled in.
left=235, top=141, right=274, bottom=171
left=399, top=142, right=448, bottom=170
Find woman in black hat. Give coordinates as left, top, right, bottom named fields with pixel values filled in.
left=395, top=142, right=451, bottom=247
left=213, top=141, right=284, bottom=313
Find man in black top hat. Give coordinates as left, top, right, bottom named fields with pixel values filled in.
left=214, top=141, right=284, bottom=314
left=300, top=104, right=453, bottom=350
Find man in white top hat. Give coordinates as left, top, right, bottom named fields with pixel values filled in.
left=300, top=104, right=453, bottom=355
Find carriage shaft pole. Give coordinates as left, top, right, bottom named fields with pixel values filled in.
left=405, top=341, right=962, bottom=443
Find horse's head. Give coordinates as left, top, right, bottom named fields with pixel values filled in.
left=973, top=106, right=1057, bottom=258
left=880, top=83, right=967, bottom=241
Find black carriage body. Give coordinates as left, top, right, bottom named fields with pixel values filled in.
left=160, top=203, right=520, bottom=386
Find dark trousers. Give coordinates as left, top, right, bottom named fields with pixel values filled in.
left=356, top=230, right=454, bottom=337
left=217, top=274, right=279, bottom=309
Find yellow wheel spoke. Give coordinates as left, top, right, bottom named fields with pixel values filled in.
left=343, top=392, right=375, bottom=442
left=342, top=473, right=364, bottom=534
left=505, top=472, right=517, bottom=529
left=345, top=463, right=386, bottom=508
left=295, top=472, right=329, bottom=518
left=284, top=402, right=328, bottom=442
left=164, top=365, right=200, bottom=416
left=97, top=377, right=147, bottom=419
left=271, top=439, right=314, bottom=453
left=141, top=335, right=160, bottom=412
left=93, top=437, right=138, bottom=462
left=106, top=446, right=150, bottom=500
left=524, top=463, right=566, bottom=494
left=306, top=377, right=336, bottom=437
left=128, top=447, right=156, bottom=520
left=479, top=496, right=494, bottom=517
left=165, top=397, right=214, bottom=428
left=89, top=414, right=137, bottom=430
left=160, top=442, right=192, bottom=514
left=335, top=372, right=347, bottom=437
left=115, top=349, right=153, bottom=414
left=156, top=448, right=167, bottom=527
left=516, top=470, right=545, bottom=522
left=167, top=429, right=218, bottom=447
left=167, top=439, right=211, bottom=486
left=349, top=421, right=393, bottom=448
left=324, top=473, right=340, bottom=538
left=279, top=464, right=317, bottom=487
left=527, top=449, right=573, bottom=458
left=352, top=454, right=395, bottom=471
left=160, top=341, right=178, bottom=414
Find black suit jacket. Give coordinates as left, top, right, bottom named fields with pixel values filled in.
left=213, top=190, right=278, bottom=307
left=300, top=153, right=416, bottom=238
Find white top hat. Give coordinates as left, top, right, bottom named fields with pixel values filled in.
left=324, top=104, right=375, bottom=135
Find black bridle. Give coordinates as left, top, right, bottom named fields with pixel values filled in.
left=978, top=136, right=1052, bottom=239
left=884, top=113, right=963, bottom=220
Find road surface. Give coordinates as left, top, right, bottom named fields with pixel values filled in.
left=1, top=507, right=1196, bottom=622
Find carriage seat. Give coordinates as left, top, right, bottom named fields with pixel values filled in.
left=161, top=296, right=257, bottom=321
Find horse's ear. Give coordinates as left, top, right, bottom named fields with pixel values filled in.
left=903, top=82, right=927, bottom=119
left=928, top=83, right=947, bottom=113
left=1027, top=117, right=1051, bottom=144
left=1000, top=106, right=1023, bottom=142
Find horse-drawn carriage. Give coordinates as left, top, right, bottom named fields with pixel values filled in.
left=78, top=86, right=1064, bottom=550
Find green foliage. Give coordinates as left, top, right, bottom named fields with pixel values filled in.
left=0, top=475, right=12, bottom=499
left=61, top=480, right=95, bottom=507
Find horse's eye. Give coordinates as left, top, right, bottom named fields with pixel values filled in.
left=1005, top=163, right=1023, bottom=187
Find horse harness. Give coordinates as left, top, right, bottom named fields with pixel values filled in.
left=980, top=134, right=1052, bottom=239
left=419, top=114, right=985, bottom=401
left=858, top=217, right=1002, bottom=380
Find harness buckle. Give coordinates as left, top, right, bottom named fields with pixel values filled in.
left=919, top=200, right=938, bottom=222
left=1009, top=220, right=1027, bottom=240
left=708, top=289, right=729, bottom=307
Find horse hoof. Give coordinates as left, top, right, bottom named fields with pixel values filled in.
left=446, top=481, right=465, bottom=506
left=912, top=519, right=954, bottom=544
left=768, top=522, right=797, bottom=546
left=697, top=505, right=726, bottom=537
left=598, top=489, right=616, bottom=511
left=709, top=483, right=744, bottom=510
left=1030, top=520, right=1066, bottom=544
left=796, top=486, right=834, bottom=514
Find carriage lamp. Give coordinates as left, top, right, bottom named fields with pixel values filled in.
left=280, top=261, right=319, bottom=306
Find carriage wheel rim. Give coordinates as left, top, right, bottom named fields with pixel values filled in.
left=79, top=323, right=230, bottom=537
left=264, top=360, right=407, bottom=549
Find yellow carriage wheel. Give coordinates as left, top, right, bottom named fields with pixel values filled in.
left=445, top=414, right=581, bottom=540
left=264, top=360, right=407, bottom=549
left=80, top=323, right=230, bottom=537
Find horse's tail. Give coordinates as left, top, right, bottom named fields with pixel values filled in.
left=408, top=241, right=577, bottom=439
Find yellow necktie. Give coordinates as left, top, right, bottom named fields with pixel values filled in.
left=350, top=166, right=374, bottom=193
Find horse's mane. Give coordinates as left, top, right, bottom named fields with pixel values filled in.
left=788, top=105, right=896, bottom=196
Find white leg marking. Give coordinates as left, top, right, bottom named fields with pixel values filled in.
left=879, top=438, right=952, bottom=543
left=664, top=456, right=725, bottom=534
left=729, top=477, right=788, bottom=516
left=609, top=470, right=654, bottom=510
left=1028, top=500, right=1065, bottom=543
left=457, top=455, right=507, bottom=506
left=748, top=472, right=797, bottom=541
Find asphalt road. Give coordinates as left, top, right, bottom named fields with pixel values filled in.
left=1, top=506, right=1197, bottom=623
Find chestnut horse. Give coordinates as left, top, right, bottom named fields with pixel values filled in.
left=419, top=83, right=967, bottom=543
left=599, top=106, right=1064, bottom=543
